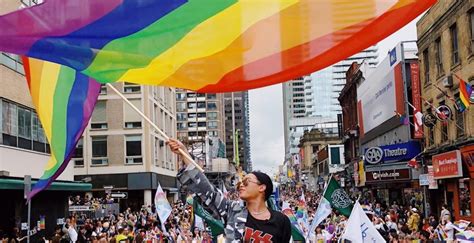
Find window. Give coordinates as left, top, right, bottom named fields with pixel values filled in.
left=176, top=93, right=186, bottom=101
left=125, top=122, right=142, bottom=128
left=177, top=122, right=187, bottom=130
left=73, top=138, right=84, bottom=167
left=470, top=11, right=474, bottom=53
left=208, top=112, right=217, bottom=120
left=125, top=135, right=142, bottom=164
left=197, top=113, right=206, bottom=118
left=197, top=102, right=206, bottom=109
left=99, top=84, right=107, bottom=95
left=207, top=102, right=217, bottom=110
left=292, top=88, right=304, bottom=92
left=124, top=99, right=141, bottom=128
left=91, top=101, right=107, bottom=129
left=17, top=107, right=32, bottom=149
left=208, top=131, right=218, bottom=137
left=0, top=53, right=24, bottom=74
left=207, top=94, right=217, bottom=99
left=435, top=38, right=443, bottom=75
left=187, top=102, right=197, bottom=109
left=31, top=113, right=47, bottom=152
left=188, top=122, right=197, bottom=128
left=208, top=121, right=218, bottom=129
left=459, top=178, right=471, bottom=217
left=450, top=24, right=459, bottom=65
left=426, top=108, right=434, bottom=146
left=2, top=100, right=17, bottom=146
left=176, top=102, right=186, bottom=112
left=91, top=136, right=108, bottom=165
left=423, top=50, right=430, bottom=84
left=198, top=122, right=206, bottom=127
left=123, top=82, right=141, bottom=93
left=177, top=113, right=187, bottom=121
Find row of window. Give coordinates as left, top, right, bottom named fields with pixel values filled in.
left=423, top=11, right=474, bottom=83
left=73, top=135, right=174, bottom=170
left=0, top=99, right=50, bottom=153
left=177, top=112, right=219, bottom=121
left=176, top=102, right=218, bottom=112
left=176, top=93, right=217, bottom=101
left=177, top=121, right=219, bottom=130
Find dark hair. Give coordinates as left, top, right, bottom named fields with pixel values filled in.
left=250, top=171, right=273, bottom=200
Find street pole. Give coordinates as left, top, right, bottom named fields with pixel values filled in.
left=24, top=175, right=31, bottom=243
left=231, top=92, right=236, bottom=165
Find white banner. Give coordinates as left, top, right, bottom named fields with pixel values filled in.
left=341, top=201, right=385, bottom=242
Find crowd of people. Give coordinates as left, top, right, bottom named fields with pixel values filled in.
left=280, top=186, right=471, bottom=242
left=1, top=186, right=471, bottom=242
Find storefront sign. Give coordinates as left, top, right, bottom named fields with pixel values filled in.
left=365, top=168, right=411, bottom=183
left=435, top=105, right=452, bottom=121
left=410, top=62, right=423, bottom=138
left=422, top=113, right=437, bottom=128
left=364, top=141, right=421, bottom=164
left=427, top=166, right=438, bottom=189
left=432, top=150, right=462, bottom=179
left=419, top=174, right=430, bottom=186
left=68, top=205, right=94, bottom=211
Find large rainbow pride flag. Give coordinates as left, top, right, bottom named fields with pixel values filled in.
left=1, top=0, right=435, bottom=93
left=0, top=0, right=436, bottom=197
left=23, top=58, right=100, bottom=199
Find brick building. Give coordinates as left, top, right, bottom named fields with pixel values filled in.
left=417, top=0, right=474, bottom=221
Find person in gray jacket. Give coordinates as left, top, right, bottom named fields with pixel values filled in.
left=167, top=139, right=291, bottom=243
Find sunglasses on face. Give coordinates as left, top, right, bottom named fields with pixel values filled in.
left=237, top=177, right=261, bottom=188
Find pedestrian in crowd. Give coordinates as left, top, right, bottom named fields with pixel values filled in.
left=168, top=138, right=292, bottom=242
left=407, top=207, right=420, bottom=232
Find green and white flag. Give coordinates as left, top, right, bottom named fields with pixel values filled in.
left=324, top=176, right=353, bottom=217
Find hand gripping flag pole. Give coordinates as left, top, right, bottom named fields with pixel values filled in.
left=107, top=83, right=204, bottom=172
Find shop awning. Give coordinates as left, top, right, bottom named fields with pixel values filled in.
left=0, top=178, right=92, bottom=191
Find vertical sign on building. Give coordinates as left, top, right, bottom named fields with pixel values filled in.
left=410, top=62, right=423, bottom=138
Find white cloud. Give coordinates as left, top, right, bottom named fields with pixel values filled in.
left=249, top=84, right=284, bottom=176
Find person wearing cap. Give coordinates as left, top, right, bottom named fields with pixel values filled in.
left=407, top=207, right=420, bottom=232
left=167, top=138, right=291, bottom=242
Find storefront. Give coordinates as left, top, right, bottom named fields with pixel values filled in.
left=432, top=146, right=474, bottom=222
left=361, top=141, right=423, bottom=207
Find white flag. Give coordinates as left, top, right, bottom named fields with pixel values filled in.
left=341, top=201, right=385, bottom=243
left=307, top=197, right=332, bottom=238
left=155, top=185, right=172, bottom=227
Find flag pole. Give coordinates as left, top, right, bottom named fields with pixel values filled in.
left=106, top=83, right=204, bottom=172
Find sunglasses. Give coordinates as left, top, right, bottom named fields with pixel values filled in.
left=237, top=177, right=261, bottom=188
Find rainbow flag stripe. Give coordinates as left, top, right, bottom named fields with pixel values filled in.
left=459, top=77, right=473, bottom=110
left=23, top=57, right=101, bottom=200
left=1, top=0, right=435, bottom=92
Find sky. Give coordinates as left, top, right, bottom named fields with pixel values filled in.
left=249, top=17, right=421, bottom=176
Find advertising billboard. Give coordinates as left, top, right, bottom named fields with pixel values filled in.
left=358, top=45, right=405, bottom=136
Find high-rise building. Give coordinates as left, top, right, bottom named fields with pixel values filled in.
left=283, top=47, right=378, bottom=160
left=74, top=83, right=179, bottom=208
left=224, top=92, right=251, bottom=172
left=175, top=89, right=226, bottom=167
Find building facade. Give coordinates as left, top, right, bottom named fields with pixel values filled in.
left=338, top=62, right=363, bottom=167
left=224, top=92, right=251, bottom=172
left=354, top=42, right=424, bottom=211
left=74, top=83, right=178, bottom=209
left=175, top=89, right=226, bottom=167
left=417, top=0, right=474, bottom=222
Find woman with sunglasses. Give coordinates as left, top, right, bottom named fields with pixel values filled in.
left=167, top=139, right=291, bottom=243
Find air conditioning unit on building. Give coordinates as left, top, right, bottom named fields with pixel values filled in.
left=442, top=75, right=453, bottom=88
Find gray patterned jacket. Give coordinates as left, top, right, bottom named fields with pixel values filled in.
left=177, top=165, right=247, bottom=242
